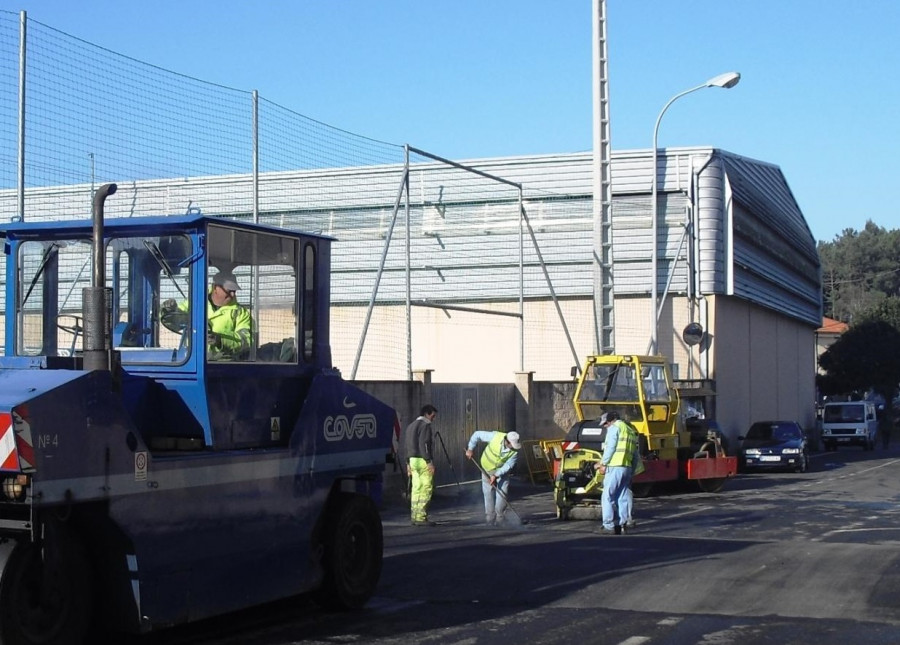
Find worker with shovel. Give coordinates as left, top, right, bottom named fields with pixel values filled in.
left=465, top=430, right=522, bottom=526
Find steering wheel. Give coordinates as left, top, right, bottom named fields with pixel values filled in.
left=57, top=315, right=84, bottom=355
left=160, top=310, right=189, bottom=334
left=57, top=315, right=84, bottom=337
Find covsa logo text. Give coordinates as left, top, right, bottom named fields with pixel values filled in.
left=323, top=413, right=377, bottom=442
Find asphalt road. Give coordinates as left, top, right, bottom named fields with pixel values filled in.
left=139, top=444, right=900, bottom=645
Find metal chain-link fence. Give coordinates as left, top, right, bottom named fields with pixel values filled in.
left=0, top=10, right=601, bottom=381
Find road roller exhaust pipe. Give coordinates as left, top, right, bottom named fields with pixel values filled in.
left=82, top=183, right=117, bottom=373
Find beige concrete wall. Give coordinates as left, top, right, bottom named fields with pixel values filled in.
left=334, top=295, right=707, bottom=383
left=611, top=295, right=707, bottom=381
left=332, top=299, right=597, bottom=383
left=710, top=296, right=817, bottom=444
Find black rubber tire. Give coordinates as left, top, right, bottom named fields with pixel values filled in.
left=697, top=477, right=727, bottom=494
left=313, top=493, right=383, bottom=610
left=0, top=522, right=93, bottom=645
left=632, top=483, right=654, bottom=498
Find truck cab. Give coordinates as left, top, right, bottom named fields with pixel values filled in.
left=0, top=187, right=395, bottom=644
left=821, top=401, right=878, bottom=451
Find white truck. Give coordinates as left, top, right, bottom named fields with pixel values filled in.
left=821, top=401, right=879, bottom=451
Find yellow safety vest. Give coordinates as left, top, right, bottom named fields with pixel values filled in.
left=480, top=432, right=516, bottom=472
left=207, top=299, right=252, bottom=356
left=161, top=293, right=252, bottom=358
left=607, top=421, right=638, bottom=468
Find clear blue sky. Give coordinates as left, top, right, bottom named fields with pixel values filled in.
left=9, top=1, right=899, bottom=242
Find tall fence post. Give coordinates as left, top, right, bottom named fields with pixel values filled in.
left=252, top=89, right=259, bottom=224
left=405, top=145, right=412, bottom=380
left=518, top=187, right=524, bottom=372
left=17, top=10, right=26, bottom=222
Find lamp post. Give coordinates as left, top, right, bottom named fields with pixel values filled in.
left=649, top=71, right=740, bottom=355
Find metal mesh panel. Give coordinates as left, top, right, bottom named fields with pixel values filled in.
left=0, top=14, right=20, bottom=193
left=0, top=11, right=598, bottom=379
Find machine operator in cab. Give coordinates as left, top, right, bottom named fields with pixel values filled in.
left=161, top=271, right=252, bottom=360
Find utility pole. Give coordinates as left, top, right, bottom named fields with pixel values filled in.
left=592, top=0, right=614, bottom=356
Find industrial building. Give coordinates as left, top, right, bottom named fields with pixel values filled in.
left=0, top=145, right=821, bottom=443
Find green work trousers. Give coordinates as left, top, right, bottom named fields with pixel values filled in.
left=408, top=457, right=434, bottom=522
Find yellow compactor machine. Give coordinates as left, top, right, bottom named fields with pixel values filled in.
left=552, top=355, right=737, bottom=519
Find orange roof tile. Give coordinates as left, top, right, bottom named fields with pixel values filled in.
left=818, top=317, right=849, bottom=334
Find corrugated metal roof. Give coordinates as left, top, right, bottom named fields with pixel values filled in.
left=722, top=153, right=817, bottom=262
left=0, top=147, right=821, bottom=326
left=718, top=152, right=821, bottom=326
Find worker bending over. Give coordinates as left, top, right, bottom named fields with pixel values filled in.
left=465, top=430, right=522, bottom=525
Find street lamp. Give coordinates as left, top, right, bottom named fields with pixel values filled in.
left=649, top=71, right=740, bottom=355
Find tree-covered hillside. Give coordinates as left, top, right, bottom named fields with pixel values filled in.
left=818, top=221, right=900, bottom=326
left=817, top=221, right=900, bottom=399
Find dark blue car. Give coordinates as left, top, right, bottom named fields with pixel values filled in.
left=738, top=421, right=810, bottom=473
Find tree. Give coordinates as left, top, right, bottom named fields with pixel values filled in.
left=859, top=296, right=900, bottom=331
left=817, top=320, right=900, bottom=404
left=818, top=221, right=900, bottom=323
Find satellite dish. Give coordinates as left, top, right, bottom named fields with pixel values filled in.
left=682, top=322, right=704, bottom=346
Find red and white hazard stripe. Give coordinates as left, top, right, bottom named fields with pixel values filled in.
left=0, top=412, right=18, bottom=471
left=13, top=411, right=35, bottom=471
left=561, top=441, right=580, bottom=452
left=0, top=411, right=35, bottom=473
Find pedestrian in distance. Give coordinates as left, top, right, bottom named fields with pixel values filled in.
left=576, top=411, right=643, bottom=534
left=465, top=429, right=522, bottom=525
left=403, top=404, right=438, bottom=527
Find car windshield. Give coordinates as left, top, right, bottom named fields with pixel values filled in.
left=823, top=404, right=865, bottom=423
left=746, top=423, right=801, bottom=441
